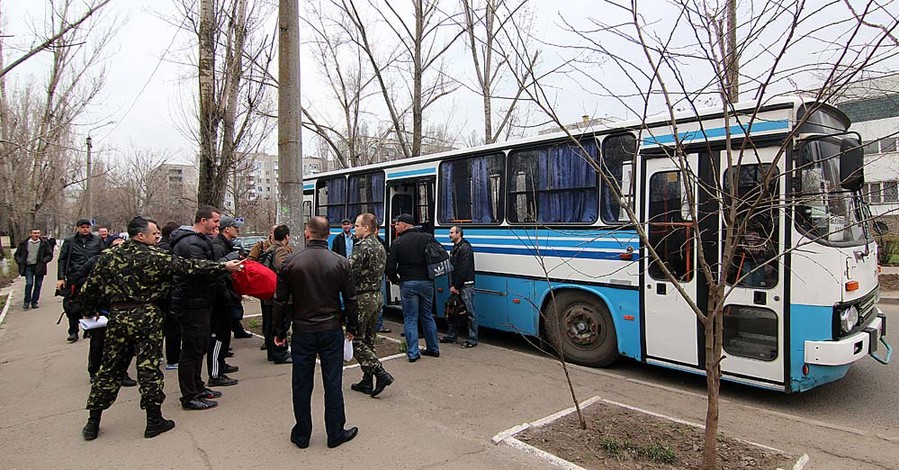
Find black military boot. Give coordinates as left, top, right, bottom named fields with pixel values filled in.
left=144, top=407, right=175, bottom=438
left=82, top=409, right=102, bottom=441
left=370, top=366, right=394, bottom=398
left=350, top=371, right=373, bottom=394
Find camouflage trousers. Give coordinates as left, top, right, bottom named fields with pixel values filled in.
left=352, top=291, right=382, bottom=373
left=86, top=305, right=165, bottom=411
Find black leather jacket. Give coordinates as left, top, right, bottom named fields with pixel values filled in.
left=170, top=227, right=216, bottom=310
left=450, top=238, right=475, bottom=290
left=385, top=227, right=431, bottom=283
left=272, top=239, right=358, bottom=337
left=58, top=233, right=104, bottom=281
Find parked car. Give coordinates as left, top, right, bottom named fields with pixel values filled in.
left=234, top=234, right=266, bottom=254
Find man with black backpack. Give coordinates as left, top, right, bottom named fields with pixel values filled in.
left=439, top=226, right=477, bottom=348
left=259, top=224, right=292, bottom=364
left=385, top=213, right=440, bottom=362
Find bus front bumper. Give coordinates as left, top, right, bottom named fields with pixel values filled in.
left=804, top=312, right=891, bottom=366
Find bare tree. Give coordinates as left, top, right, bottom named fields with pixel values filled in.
left=339, top=0, right=466, bottom=158
left=458, top=0, right=537, bottom=144
left=494, top=1, right=899, bottom=468
left=0, top=0, right=112, bottom=242
left=93, top=147, right=172, bottom=229
left=172, top=0, right=277, bottom=208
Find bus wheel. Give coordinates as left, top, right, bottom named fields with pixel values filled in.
left=544, top=291, right=618, bottom=367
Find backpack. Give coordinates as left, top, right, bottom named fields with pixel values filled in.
left=425, top=235, right=452, bottom=279
left=258, top=247, right=277, bottom=272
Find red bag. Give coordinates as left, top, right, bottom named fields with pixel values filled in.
left=231, top=260, right=277, bottom=300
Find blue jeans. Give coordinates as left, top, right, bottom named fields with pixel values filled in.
left=445, top=285, right=478, bottom=343
left=290, top=328, right=346, bottom=446
left=23, top=265, right=44, bottom=305
left=400, top=280, right=439, bottom=358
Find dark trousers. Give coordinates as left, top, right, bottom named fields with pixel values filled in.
left=163, top=309, right=181, bottom=365
left=290, top=328, right=346, bottom=445
left=87, top=325, right=134, bottom=378
left=261, top=302, right=290, bottom=361
left=63, top=290, right=82, bottom=336
left=23, top=265, right=44, bottom=305
left=177, top=307, right=211, bottom=403
left=208, top=305, right=233, bottom=378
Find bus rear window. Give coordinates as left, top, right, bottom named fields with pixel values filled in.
left=508, top=140, right=599, bottom=224
left=438, top=154, right=504, bottom=224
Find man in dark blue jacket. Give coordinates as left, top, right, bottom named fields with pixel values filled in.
left=15, top=228, right=53, bottom=310
left=171, top=206, right=222, bottom=410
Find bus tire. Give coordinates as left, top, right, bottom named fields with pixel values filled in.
left=544, top=291, right=618, bottom=367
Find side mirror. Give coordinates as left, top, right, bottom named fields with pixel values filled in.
left=840, top=137, right=864, bottom=191
left=874, top=220, right=889, bottom=236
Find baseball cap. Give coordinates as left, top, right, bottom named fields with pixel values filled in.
left=219, top=216, right=244, bottom=229
left=393, top=213, right=414, bottom=225
left=76, top=218, right=92, bottom=227
left=341, top=218, right=352, bottom=224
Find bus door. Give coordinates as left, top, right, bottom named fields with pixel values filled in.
left=718, top=152, right=785, bottom=385
left=643, top=154, right=700, bottom=368
left=385, top=178, right=436, bottom=308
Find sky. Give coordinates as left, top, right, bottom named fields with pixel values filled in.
left=3, top=0, right=898, bottom=166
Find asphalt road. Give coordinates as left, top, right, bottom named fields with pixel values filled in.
left=429, top=302, right=899, bottom=442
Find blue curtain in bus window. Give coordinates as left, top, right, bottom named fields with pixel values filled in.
left=347, top=176, right=360, bottom=219
left=326, top=177, right=346, bottom=222
left=537, top=142, right=598, bottom=223
left=439, top=161, right=455, bottom=222
left=471, top=156, right=493, bottom=223
left=369, top=172, right=385, bottom=223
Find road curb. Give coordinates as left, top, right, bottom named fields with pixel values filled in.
left=879, top=296, right=899, bottom=305
left=0, top=289, right=13, bottom=326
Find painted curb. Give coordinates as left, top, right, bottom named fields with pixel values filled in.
left=0, top=289, right=13, bottom=326
left=492, top=395, right=809, bottom=470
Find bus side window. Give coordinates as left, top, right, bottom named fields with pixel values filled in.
left=438, top=154, right=504, bottom=224
left=316, top=176, right=346, bottom=223
left=648, top=171, right=693, bottom=282
left=600, top=133, right=637, bottom=223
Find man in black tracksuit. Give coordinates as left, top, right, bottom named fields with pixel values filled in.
left=171, top=206, right=222, bottom=410
left=208, top=216, right=243, bottom=387
left=57, top=218, right=105, bottom=343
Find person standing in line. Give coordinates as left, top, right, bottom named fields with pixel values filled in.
left=330, top=218, right=354, bottom=257
left=157, top=222, right=182, bottom=370
left=80, top=216, right=244, bottom=441
left=15, top=228, right=53, bottom=310
left=208, top=216, right=243, bottom=387
left=57, top=219, right=105, bottom=343
left=260, top=224, right=292, bottom=364
left=170, top=206, right=223, bottom=410
left=439, top=226, right=478, bottom=348
left=385, top=213, right=440, bottom=362
left=273, top=216, right=359, bottom=449
left=348, top=213, right=394, bottom=397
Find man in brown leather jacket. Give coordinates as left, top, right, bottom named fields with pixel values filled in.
left=273, top=216, right=360, bottom=449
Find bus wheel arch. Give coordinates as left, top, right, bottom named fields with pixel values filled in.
left=541, top=288, right=619, bottom=367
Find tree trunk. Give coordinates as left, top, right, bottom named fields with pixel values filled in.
left=412, top=0, right=424, bottom=158
left=702, top=290, right=724, bottom=470
left=197, top=0, right=220, bottom=208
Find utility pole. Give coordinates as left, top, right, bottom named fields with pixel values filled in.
left=85, top=135, right=93, bottom=224
left=278, top=0, right=303, bottom=243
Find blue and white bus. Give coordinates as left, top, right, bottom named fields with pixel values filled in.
left=302, top=96, right=890, bottom=392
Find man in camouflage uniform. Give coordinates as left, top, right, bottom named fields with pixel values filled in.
left=348, top=212, right=394, bottom=397
left=80, top=216, right=244, bottom=441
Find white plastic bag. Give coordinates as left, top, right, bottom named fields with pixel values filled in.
left=343, top=338, right=354, bottom=361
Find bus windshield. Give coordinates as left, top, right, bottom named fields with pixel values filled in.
left=795, top=136, right=866, bottom=246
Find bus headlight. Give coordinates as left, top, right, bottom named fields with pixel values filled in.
left=839, top=305, right=860, bottom=334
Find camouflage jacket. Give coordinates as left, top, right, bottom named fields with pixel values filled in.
left=80, top=240, right=227, bottom=313
left=348, top=236, right=386, bottom=294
